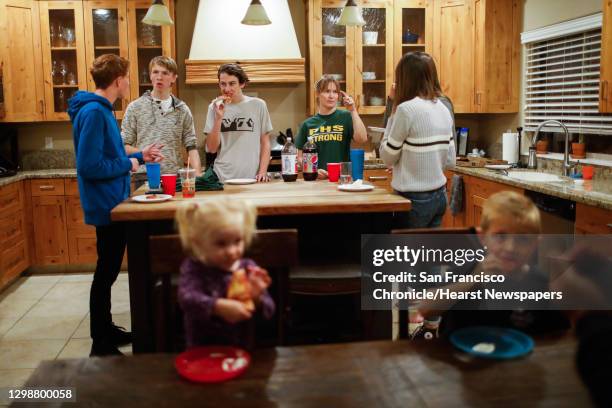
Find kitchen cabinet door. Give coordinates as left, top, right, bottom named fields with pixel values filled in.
left=0, top=0, right=45, bottom=122
left=463, top=175, right=522, bottom=227
left=127, top=0, right=175, bottom=101
left=39, top=0, right=87, bottom=121
left=473, top=0, right=520, bottom=113
left=32, top=195, right=69, bottom=265
left=432, top=0, right=474, bottom=113
left=575, top=203, right=612, bottom=234
left=355, top=0, right=393, bottom=115
left=0, top=181, right=29, bottom=290
left=309, top=0, right=356, bottom=115
left=601, top=0, right=612, bottom=112
left=394, top=0, right=433, bottom=67
left=84, top=0, right=129, bottom=118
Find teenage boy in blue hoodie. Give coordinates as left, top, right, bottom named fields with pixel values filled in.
left=68, top=54, right=163, bottom=356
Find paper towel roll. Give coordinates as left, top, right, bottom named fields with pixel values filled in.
left=502, top=132, right=518, bottom=164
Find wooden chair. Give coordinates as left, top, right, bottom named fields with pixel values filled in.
left=391, top=227, right=476, bottom=339
left=149, top=229, right=298, bottom=352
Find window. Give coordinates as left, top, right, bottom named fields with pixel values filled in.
left=522, top=13, right=612, bottom=135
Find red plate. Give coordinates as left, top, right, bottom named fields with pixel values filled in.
left=175, top=346, right=251, bottom=383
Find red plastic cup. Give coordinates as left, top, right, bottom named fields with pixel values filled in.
left=161, top=174, right=177, bottom=196
left=327, top=163, right=341, bottom=182
left=582, top=165, right=594, bottom=180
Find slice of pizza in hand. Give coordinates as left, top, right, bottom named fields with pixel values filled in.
left=227, top=268, right=255, bottom=312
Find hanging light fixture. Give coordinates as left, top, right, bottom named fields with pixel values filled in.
left=241, top=0, right=271, bottom=26
left=142, top=0, right=174, bottom=26
left=337, top=0, right=365, bottom=26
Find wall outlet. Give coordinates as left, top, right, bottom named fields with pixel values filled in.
left=45, top=136, right=54, bottom=150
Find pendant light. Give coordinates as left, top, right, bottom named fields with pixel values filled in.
left=142, top=0, right=174, bottom=26
left=337, top=0, right=365, bottom=26
left=241, top=0, right=272, bottom=26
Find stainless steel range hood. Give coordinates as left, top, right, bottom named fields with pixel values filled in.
left=185, top=0, right=305, bottom=84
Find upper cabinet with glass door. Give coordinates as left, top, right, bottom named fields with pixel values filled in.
left=309, top=1, right=354, bottom=114
left=127, top=0, right=175, bottom=101
left=39, top=1, right=87, bottom=121
left=84, top=1, right=129, bottom=118
left=394, top=1, right=432, bottom=66
left=309, top=0, right=394, bottom=115
left=356, top=1, right=393, bottom=115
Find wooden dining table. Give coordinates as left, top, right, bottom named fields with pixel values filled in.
left=111, top=179, right=411, bottom=352
left=17, top=335, right=591, bottom=407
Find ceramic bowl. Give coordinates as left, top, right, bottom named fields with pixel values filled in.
left=323, top=35, right=346, bottom=46
left=362, top=31, right=379, bottom=45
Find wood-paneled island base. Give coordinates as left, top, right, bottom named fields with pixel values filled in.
left=19, top=336, right=589, bottom=407
left=111, top=179, right=411, bottom=353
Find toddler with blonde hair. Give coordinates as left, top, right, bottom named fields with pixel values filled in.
left=176, top=198, right=274, bottom=348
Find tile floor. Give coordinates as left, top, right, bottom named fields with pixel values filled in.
left=0, top=273, right=131, bottom=404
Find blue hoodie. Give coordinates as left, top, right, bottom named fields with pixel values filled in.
left=68, top=91, right=143, bottom=226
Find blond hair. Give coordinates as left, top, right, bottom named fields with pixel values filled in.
left=480, top=191, right=541, bottom=233
left=175, top=198, right=257, bottom=262
left=149, top=56, right=178, bottom=76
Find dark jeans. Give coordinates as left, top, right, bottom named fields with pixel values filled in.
left=394, top=186, right=447, bottom=229
left=90, top=223, right=126, bottom=341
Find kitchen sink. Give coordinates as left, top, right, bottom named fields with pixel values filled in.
left=507, top=171, right=563, bottom=183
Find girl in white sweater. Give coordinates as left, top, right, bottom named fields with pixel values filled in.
left=381, top=52, right=456, bottom=228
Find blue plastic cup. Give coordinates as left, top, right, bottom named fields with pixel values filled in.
left=145, top=163, right=161, bottom=189
left=350, top=149, right=364, bottom=181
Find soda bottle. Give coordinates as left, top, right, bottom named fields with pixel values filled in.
left=281, top=136, right=298, bottom=182
left=302, top=136, right=318, bottom=181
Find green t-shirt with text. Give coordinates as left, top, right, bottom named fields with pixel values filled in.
left=296, top=109, right=354, bottom=171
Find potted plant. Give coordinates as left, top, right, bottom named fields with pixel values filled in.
left=535, top=136, right=549, bottom=154
left=571, top=134, right=586, bottom=159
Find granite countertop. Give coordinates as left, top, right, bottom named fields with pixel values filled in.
left=0, top=169, right=77, bottom=188
left=451, top=166, right=612, bottom=210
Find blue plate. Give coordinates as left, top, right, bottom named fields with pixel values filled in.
left=450, top=326, right=534, bottom=359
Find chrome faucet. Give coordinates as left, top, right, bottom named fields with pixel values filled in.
left=531, top=120, right=574, bottom=177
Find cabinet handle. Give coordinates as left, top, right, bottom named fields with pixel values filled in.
left=38, top=185, right=56, bottom=191
left=39, top=100, right=44, bottom=114
left=368, top=176, right=388, bottom=181
left=603, top=81, right=609, bottom=102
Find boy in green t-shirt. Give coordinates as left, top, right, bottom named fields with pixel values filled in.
left=296, top=76, right=367, bottom=177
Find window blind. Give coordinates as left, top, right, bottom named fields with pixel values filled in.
left=523, top=25, right=612, bottom=135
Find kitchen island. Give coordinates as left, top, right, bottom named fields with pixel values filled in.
left=111, top=179, right=411, bottom=353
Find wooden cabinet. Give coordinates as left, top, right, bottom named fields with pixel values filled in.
left=472, top=0, right=520, bottom=112
left=127, top=0, right=175, bottom=101
left=432, top=0, right=474, bottom=113
left=432, top=0, right=520, bottom=113
left=575, top=203, right=612, bottom=234
left=32, top=194, right=69, bottom=265
left=39, top=0, right=88, bottom=121
left=364, top=168, right=392, bottom=191
left=308, top=0, right=394, bottom=115
left=65, top=179, right=97, bottom=264
left=84, top=0, right=130, bottom=118
left=601, top=0, right=612, bottom=112
left=0, top=0, right=45, bottom=121
left=0, top=181, right=29, bottom=289
left=0, top=0, right=175, bottom=123
left=394, top=0, right=433, bottom=66
left=442, top=171, right=522, bottom=227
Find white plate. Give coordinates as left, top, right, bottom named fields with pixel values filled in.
left=485, top=164, right=512, bottom=170
left=338, top=183, right=375, bottom=192
left=132, top=194, right=173, bottom=203
left=225, top=178, right=257, bottom=185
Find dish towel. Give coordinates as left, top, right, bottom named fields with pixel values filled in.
left=175, top=167, right=224, bottom=192
left=449, top=174, right=464, bottom=216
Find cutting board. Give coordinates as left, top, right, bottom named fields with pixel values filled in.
left=456, top=157, right=508, bottom=168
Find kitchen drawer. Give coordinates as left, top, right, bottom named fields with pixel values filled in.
left=364, top=169, right=392, bottom=191
left=0, top=213, right=25, bottom=249
left=465, top=175, right=522, bottom=197
left=65, top=196, right=93, bottom=233
left=68, top=232, right=98, bottom=264
left=31, top=179, right=65, bottom=196
left=575, top=203, right=612, bottom=234
left=64, top=178, right=80, bottom=196
left=0, top=182, right=23, bottom=213
left=1, top=240, right=28, bottom=287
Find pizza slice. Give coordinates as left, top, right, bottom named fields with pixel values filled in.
left=227, top=268, right=255, bottom=312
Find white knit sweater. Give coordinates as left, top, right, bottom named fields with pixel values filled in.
left=380, top=97, right=456, bottom=192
